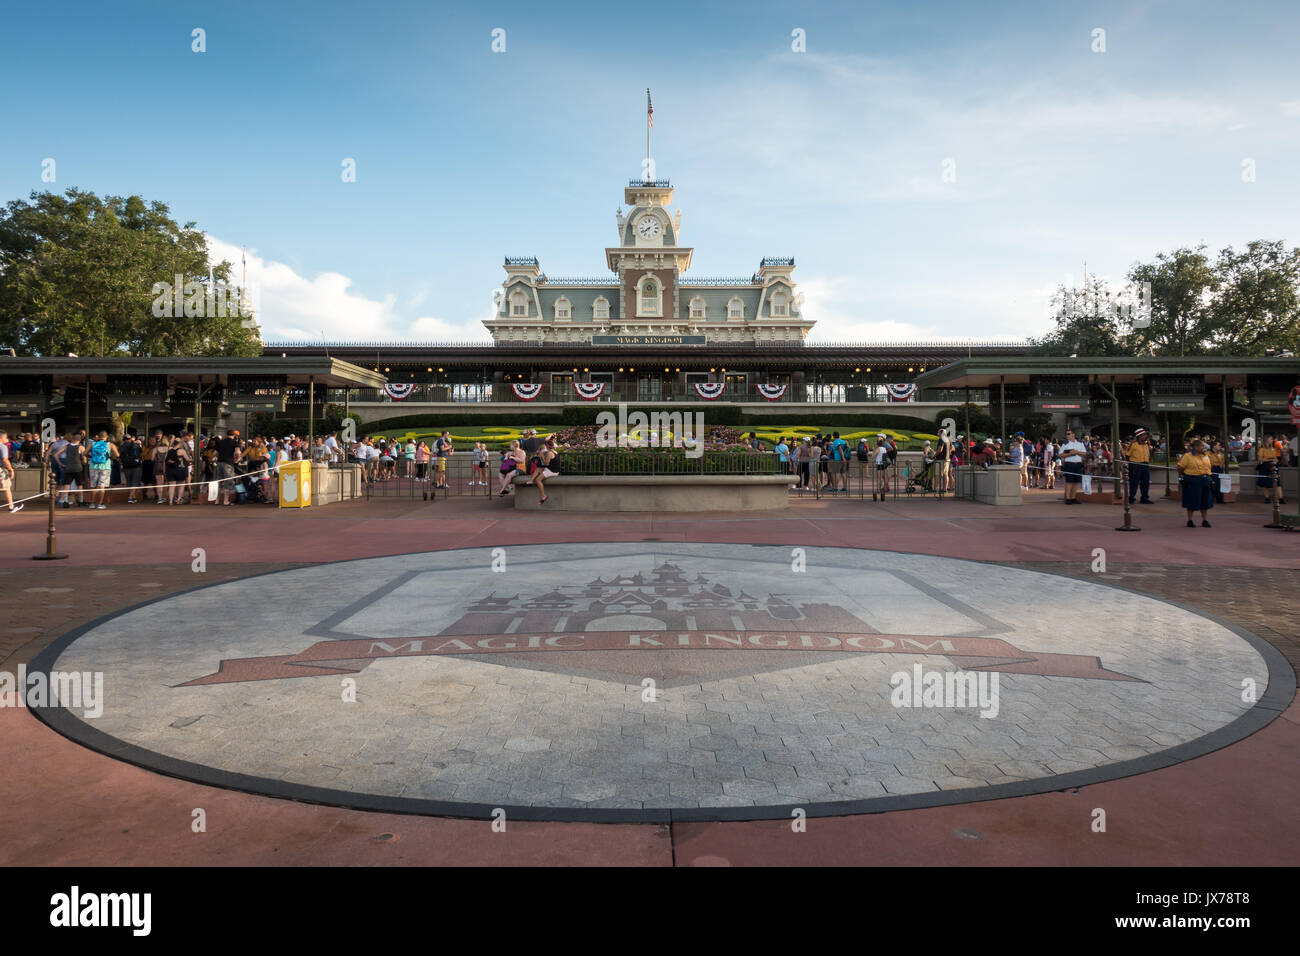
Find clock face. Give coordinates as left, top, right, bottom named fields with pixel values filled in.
left=637, top=216, right=661, bottom=240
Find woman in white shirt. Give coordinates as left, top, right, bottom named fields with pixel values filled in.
left=1058, top=430, right=1088, bottom=504
left=873, top=434, right=892, bottom=501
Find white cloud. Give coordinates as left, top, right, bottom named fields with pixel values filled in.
left=800, top=273, right=1044, bottom=344
left=205, top=236, right=492, bottom=344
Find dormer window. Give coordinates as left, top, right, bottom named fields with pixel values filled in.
left=727, top=297, right=744, bottom=319
left=593, top=296, right=610, bottom=320
left=771, top=290, right=788, bottom=316
left=689, top=296, right=706, bottom=319
left=554, top=296, right=571, bottom=320
left=509, top=289, right=528, bottom=317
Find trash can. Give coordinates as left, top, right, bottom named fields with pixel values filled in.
left=278, top=459, right=312, bottom=508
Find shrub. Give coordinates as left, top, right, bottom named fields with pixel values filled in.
left=554, top=446, right=778, bottom=475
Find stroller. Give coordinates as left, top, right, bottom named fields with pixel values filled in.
left=907, top=457, right=936, bottom=494
left=233, top=463, right=271, bottom=504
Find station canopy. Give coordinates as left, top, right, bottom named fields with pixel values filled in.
left=912, top=355, right=1300, bottom=390
left=0, top=356, right=388, bottom=389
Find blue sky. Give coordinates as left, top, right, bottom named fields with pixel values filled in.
left=3, top=0, right=1298, bottom=343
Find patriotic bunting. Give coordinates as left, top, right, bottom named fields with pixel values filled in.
left=756, top=383, right=788, bottom=402
left=573, top=381, right=607, bottom=401
left=382, top=383, right=415, bottom=401
left=511, top=383, right=544, bottom=401
left=693, top=382, right=726, bottom=400
left=886, top=383, right=918, bottom=402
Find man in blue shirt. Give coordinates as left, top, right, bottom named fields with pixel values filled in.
left=1006, top=434, right=1024, bottom=485
left=830, top=432, right=849, bottom=492
left=775, top=437, right=790, bottom=475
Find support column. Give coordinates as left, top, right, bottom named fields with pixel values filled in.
left=999, top=375, right=1006, bottom=461
left=193, top=376, right=202, bottom=505
left=1170, top=413, right=1180, bottom=502
left=1109, top=375, right=1138, bottom=531
left=964, top=385, right=973, bottom=500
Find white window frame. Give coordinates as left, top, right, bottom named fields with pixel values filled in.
left=593, top=296, right=610, bottom=320
left=509, top=289, right=528, bottom=317
left=689, top=296, right=706, bottom=320
left=636, top=274, right=662, bottom=317
left=554, top=296, right=571, bottom=321
left=770, top=290, right=788, bottom=317
left=727, top=297, right=744, bottom=320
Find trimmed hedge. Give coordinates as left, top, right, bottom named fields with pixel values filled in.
left=554, top=447, right=779, bottom=475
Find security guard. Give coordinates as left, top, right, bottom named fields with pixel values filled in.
left=1178, top=439, right=1214, bottom=527
left=1123, top=428, right=1153, bottom=504
left=1256, top=433, right=1285, bottom=505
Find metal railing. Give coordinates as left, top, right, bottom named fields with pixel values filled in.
left=783, top=456, right=952, bottom=501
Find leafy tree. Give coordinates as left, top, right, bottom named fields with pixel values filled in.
left=1029, top=276, right=1133, bottom=356
left=1209, top=240, right=1300, bottom=355
left=0, top=188, right=260, bottom=357
left=1126, top=246, right=1218, bottom=356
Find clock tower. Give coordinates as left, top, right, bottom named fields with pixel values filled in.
left=608, top=181, right=693, bottom=330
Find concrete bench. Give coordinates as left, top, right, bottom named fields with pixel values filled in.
left=511, top=473, right=797, bottom=511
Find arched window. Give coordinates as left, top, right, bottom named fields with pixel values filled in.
left=770, top=290, right=788, bottom=316
left=554, top=297, right=571, bottom=320
left=637, top=277, right=661, bottom=317
left=509, top=289, right=528, bottom=317
left=727, top=297, right=744, bottom=319
left=593, top=296, right=610, bottom=320
left=689, top=296, right=706, bottom=319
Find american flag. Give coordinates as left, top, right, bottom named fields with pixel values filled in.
left=647, top=88, right=653, bottom=128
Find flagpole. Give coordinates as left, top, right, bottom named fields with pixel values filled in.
left=646, top=88, right=651, bottom=174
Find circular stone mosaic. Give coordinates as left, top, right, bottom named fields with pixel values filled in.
left=30, top=544, right=1291, bottom=822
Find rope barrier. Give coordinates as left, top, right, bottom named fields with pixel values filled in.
left=10, top=466, right=279, bottom=507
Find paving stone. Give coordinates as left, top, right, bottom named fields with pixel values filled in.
left=31, top=544, right=1275, bottom=820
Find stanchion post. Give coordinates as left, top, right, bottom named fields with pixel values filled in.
left=33, top=456, right=69, bottom=560
left=1264, top=456, right=1283, bottom=528
left=1115, top=458, right=1140, bottom=532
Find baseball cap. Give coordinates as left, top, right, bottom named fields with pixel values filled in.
left=231, top=430, right=240, bottom=437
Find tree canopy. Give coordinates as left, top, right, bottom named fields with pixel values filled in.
left=0, top=188, right=261, bottom=357
left=1031, top=241, right=1300, bottom=357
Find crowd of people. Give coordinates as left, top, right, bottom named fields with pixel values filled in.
left=2, top=423, right=1294, bottom=516
left=0, top=427, right=324, bottom=508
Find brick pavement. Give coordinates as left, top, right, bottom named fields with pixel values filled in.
left=1, top=496, right=1296, bottom=865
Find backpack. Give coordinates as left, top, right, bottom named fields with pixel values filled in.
left=121, top=440, right=142, bottom=467
left=857, top=442, right=869, bottom=462
left=60, top=443, right=83, bottom=475
left=886, top=442, right=898, bottom=464
left=90, top=440, right=110, bottom=466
